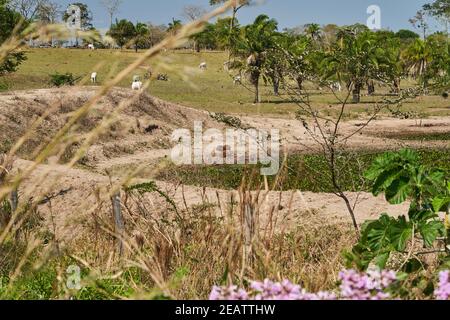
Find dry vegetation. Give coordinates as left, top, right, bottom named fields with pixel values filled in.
left=0, top=1, right=449, bottom=300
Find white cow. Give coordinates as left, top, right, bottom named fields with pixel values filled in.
left=132, top=81, right=143, bottom=90
left=233, top=75, right=242, bottom=85
left=330, top=82, right=342, bottom=92
left=88, top=44, right=95, bottom=50
left=199, top=62, right=207, bottom=70
left=90, top=72, right=97, bottom=83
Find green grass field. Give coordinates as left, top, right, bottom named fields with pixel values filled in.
left=1, top=48, right=449, bottom=117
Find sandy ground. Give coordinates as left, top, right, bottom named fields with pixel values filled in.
left=1, top=87, right=448, bottom=239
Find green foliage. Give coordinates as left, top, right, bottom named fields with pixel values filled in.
left=346, top=149, right=449, bottom=271
left=157, top=149, right=450, bottom=193
left=0, top=1, right=27, bottom=75
left=107, top=19, right=136, bottom=49
left=49, top=72, right=79, bottom=87
left=396, top=29, right=421, bottom=41
left=365, top=149, right=446, bottom=205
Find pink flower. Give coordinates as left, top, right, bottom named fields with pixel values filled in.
left=435, top=271, right=450, bottom=300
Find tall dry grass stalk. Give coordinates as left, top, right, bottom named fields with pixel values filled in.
left=0, top=0, right=358, bottom=300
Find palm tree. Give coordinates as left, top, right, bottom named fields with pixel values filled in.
left=282, top=34, right=313, bottom=93
left=134, top=22, right=149, bottom=52
left=167, top=18, right=182, bottom=36
left=402, top=39, right=431, bottom=81
left=304, top=23, right=322, bottom=43
left=235, top=14, right=279, bottom=103
left=324, top=28, right=389, bottom=103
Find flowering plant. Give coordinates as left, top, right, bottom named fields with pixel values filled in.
left=210, top=269, right=450, bottom=300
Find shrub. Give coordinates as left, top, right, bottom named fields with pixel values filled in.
left=49, top=73, right=79, bottom=87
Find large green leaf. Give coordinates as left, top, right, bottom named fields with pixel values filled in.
left=432, top=196, right=450, bottom=213
left=419, top=220, right=445, bottom=248
left=371, top=167, right=401, bottom=196
left=385, top=176, right=412, bottom=204
left=363, top=214, right=394, bottom=252
left=389, top=216, right=413, bottom=251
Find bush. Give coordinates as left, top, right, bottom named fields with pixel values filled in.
left=0, top=80, right=8, bottom=91
left=49, top=73, right=79, bottom=87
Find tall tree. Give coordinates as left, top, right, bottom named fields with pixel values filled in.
left=0, top=0, right=27, bottom=75
left=100, top=0, right=121, bottom=28
left=409, top=10, right=429, bottom=39
left=167, top=18, right=182, bottom=36
left=133, top=22, right=149, bottom=52
left=304, top=23, right=322, bottom=42
left=35, top=0, right=60, bottom=24
left=147, top=23, right=167, bottom=47
left=8, top=0, right=44, bottom=20
left=182, top=4, right=205, bottom=22
left=182, top=5, right=206, bottom=52
left=107, top=18, right=135, bottom=49
left=235, top=14, right=279, bottom=103
left=210, top=0, right=250, bottom=59
left=423, top=0, right=450, bottom=36
left=324, top=27, right=392, bottom=103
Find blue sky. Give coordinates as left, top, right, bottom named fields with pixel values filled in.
left=56, top=0, right=440, bottom=32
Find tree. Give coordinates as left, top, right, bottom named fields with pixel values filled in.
left=35, top=0, right=60, bottom=24
left=182, top=4, right=205, bottom=22
left=147, top=23, right=167, bottom=47
left=100, top=0, right=121, bottom=28
left=423, top=0, right=450, bottom=36
left=409, top=10, right=429, bottom=39
left=8, top=0, right=44, bottom=20
left=192, top=23, right=217, bottom=52
left=235, top=14, right=279, bottom=103
left=304, top=23, right=322, bottom=43
left=107, top=18, right=135, bottom=49
left=134, top=22, right=149, bottom=52
left=210, top=0, right=250, bottom=58
left=182, top=5, right=206, bottom=51
left=214, top=16, right=240, bottom=51
left=167, top=18, right=182, bottom=36
left=404, top=34, right=449, bottom=87
left=395, top=29, right=420, bottom=41
left=0, top=0, right=27, bottom=75
left=282, top=34, right=315, bottom=93
left=324, top=27, right=392, bottom=103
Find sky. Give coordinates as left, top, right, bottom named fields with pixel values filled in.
left=56, top=0, right=441, bottom=33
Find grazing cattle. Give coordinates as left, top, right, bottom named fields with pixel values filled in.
left=90, top=72, right=97, bottom=83
left=87, top=44, right=95, bottom=50
left=330, top=82, right=342, bottom=92
left=144, top=68, right=153, bottom=80
left=233, top=75, right=242, bottom=85
left=132, top=81, right=143, bottom=90
left=157, top=73, right=169, bottom=81
left=199, top=62, right=207, bottom=70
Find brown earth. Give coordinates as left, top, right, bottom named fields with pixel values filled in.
left=1, top=87, right=449, bottom=242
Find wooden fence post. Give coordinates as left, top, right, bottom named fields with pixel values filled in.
left=10, top=189, right=18, bottom=213
left=111, top=191, right=124, bottom=256
left=242, top=192, right=255, bottom=268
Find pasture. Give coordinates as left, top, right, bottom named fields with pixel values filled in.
left=2, top=48, right=449, bottom=117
